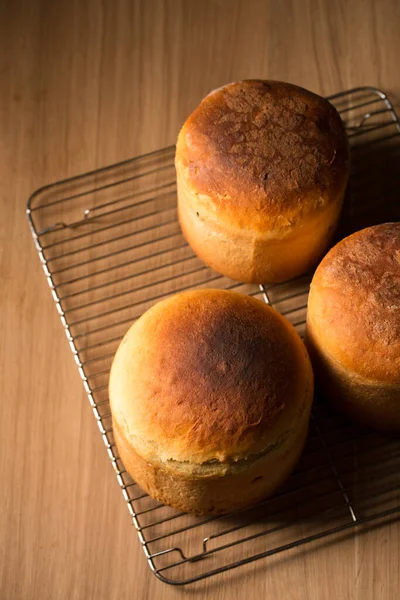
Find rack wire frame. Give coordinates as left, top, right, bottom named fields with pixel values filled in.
left=26, top=87, right=400, bottom=585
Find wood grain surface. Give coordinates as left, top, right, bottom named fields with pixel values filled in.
left=1, top=1, right=400, bottom=598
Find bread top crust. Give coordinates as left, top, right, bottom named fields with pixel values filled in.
left=110, top=289, right=313, bottom=465
left=175, top=80, right=350, bottom=234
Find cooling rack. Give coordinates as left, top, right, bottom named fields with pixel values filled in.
left=27, top=87, right=400, bottom=585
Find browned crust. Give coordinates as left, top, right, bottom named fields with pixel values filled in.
left=175, top=80, right=350, bottom=234
left=307, top=223, right=400, bottom=384
left=109, top=289, right=314, bottom=465
left=113, top=415, right=309, bottom=515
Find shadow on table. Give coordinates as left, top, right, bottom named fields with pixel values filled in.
left=336, top=132, right=400, bottom=241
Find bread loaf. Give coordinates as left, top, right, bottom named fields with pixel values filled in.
left=110, top=289, right=314, bottom=514
left=306, top=223, right=400, bottom=430
left=175, top=80, right=350, bottom=283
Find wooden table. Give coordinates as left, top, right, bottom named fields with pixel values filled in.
left=2, top=1, right=400, bottom=598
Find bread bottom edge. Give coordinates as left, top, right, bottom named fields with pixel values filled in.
left=305, top=324, right=400, bottom=431
left=177, top=181, right=345, bottom=284
left=113, top=417, right=309, bottom=515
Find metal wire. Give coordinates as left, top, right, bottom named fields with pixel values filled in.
left=26, top=87, right=400, bottom=585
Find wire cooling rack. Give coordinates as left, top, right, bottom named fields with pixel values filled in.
left=27, top=87, right=400, bottom=585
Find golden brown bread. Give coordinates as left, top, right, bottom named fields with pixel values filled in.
left=305, top=222, right=400, bottom=430
left=176, top=80, right=350, bottom=283
left=110, top=289, right=314, bottom=514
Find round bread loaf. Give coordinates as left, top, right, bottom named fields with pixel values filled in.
left=175, top=80, right=350, bottom=284
left=109, top=289, right=314, bottom=515
left=305, top=223, right=400, bottom=430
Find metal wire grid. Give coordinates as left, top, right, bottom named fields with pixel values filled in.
left=26, top=87, right=400, bottom=585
